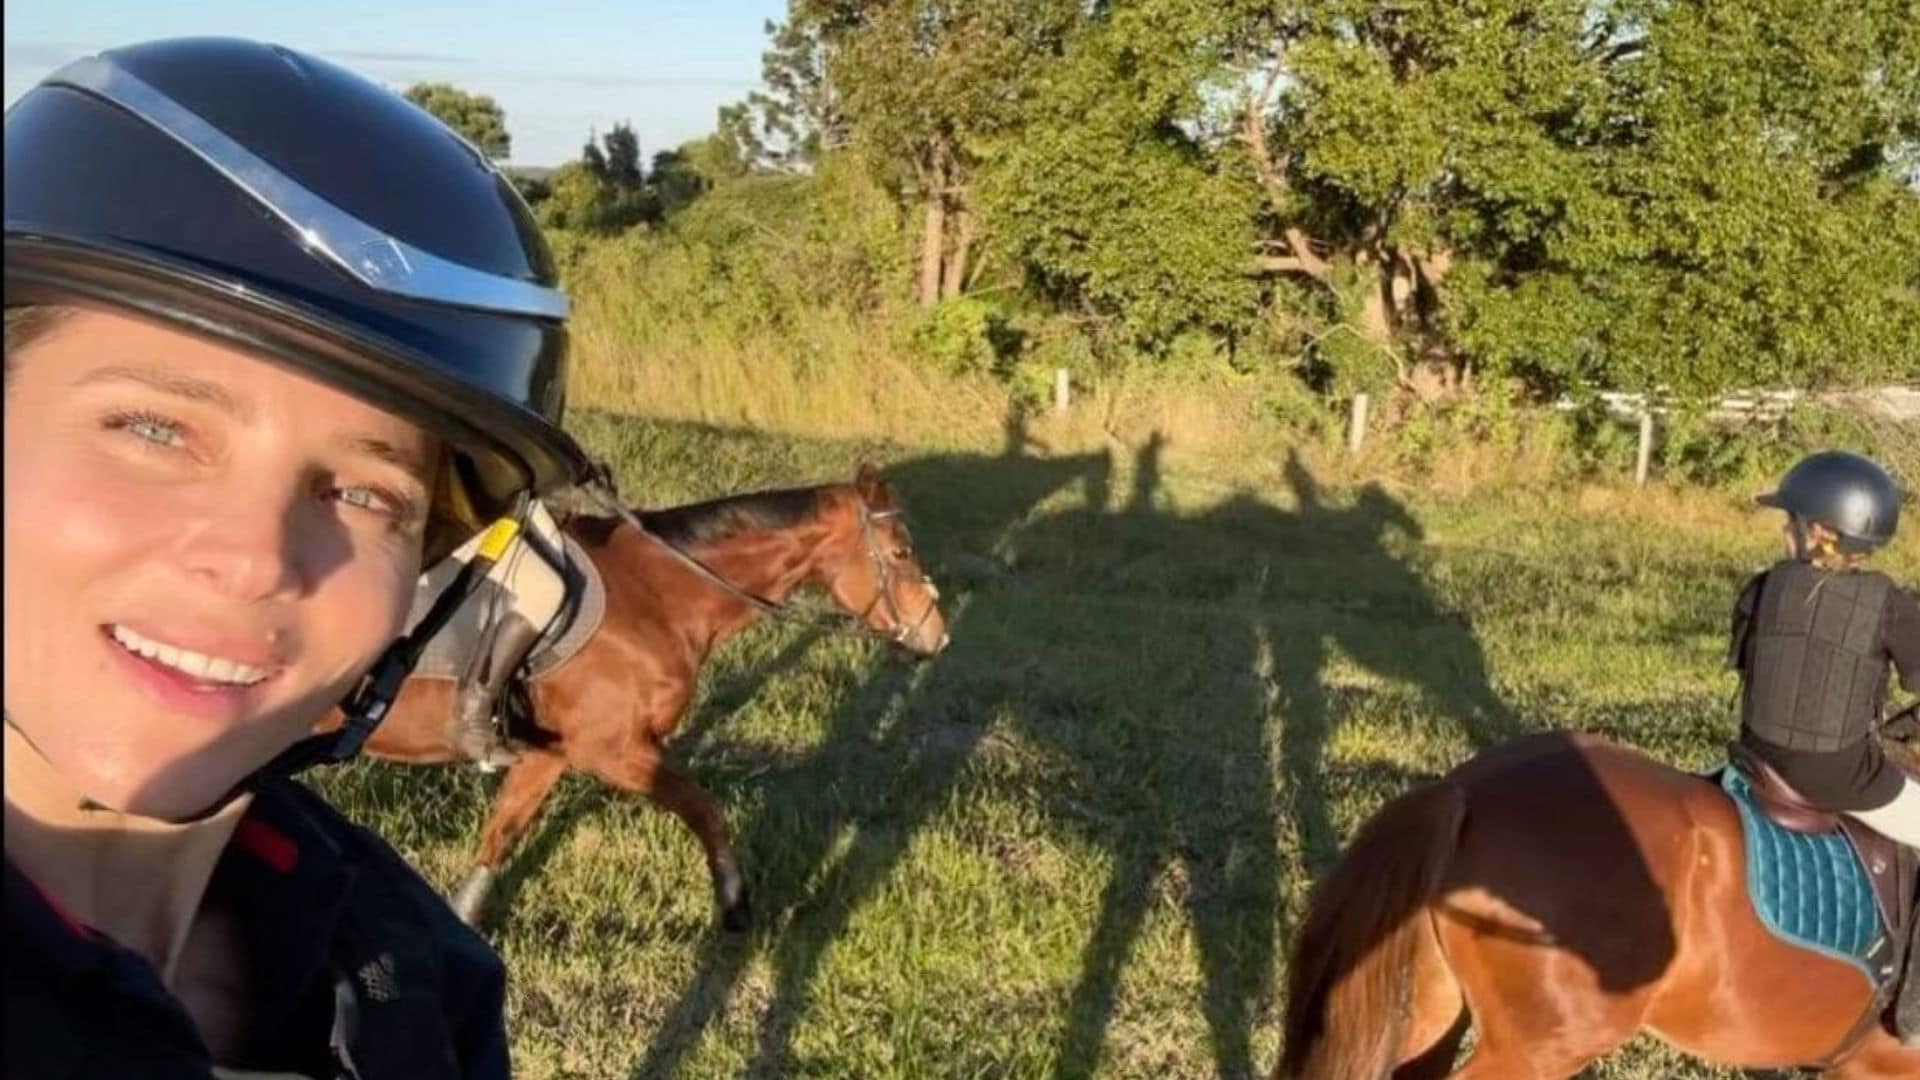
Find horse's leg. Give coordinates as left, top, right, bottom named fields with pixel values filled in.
left=1427, top=876, right=1652, bottom=1080
left=581, top=742, right=748, bottom=932
left=1428, top=897, right=1646, bottom=1078
left=451, top=750, right=568, bottom=926
left=1391, top=909, right=1469, bottom=1079
left=1436, top=953, right=1611, bottom=1077
left=1824, top=1030, right=1920, bottom=1079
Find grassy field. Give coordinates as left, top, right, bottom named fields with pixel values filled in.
left=315, top=406, right=1919, bottom=1079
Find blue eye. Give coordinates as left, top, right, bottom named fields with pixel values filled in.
left=337, top=486, right=393, bottom=513
left=109, top=411, right=187, bottom=448
left=334, top=484, right=422, bottom=526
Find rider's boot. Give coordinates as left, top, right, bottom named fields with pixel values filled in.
left=1898, top=911, right=1920, bottom=1046
left=450, top=611, right=542, bottom=770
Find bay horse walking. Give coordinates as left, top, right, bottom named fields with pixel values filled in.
left=1277, top=730, right=1920, bottom=1078
left=321, top=464, right=949, bottom=930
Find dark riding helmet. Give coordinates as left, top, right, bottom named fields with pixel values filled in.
left=5, top=39, right=602, bottom=803
left=1756, top=450, right=1902, bottom=556
left=4, top=37, right=594, bottom=557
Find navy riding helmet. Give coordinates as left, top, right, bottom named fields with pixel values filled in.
left=1758, top=451, right=1902, bottom=556
left=4, top=37, right=594, bottom=532
left=4, top=38, right=600, bottom=801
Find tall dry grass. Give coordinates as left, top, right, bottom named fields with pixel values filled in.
left=559, top=224, right=1918, bottom=510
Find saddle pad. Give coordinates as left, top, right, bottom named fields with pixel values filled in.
left=1721, top=766, right=1882, bottom=981
left=526, top=534, right=607, bottom=681
left=409, top=534, right=606, bottom=684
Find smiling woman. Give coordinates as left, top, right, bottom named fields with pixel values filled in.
left=3, top=36, right=593, bottom=1080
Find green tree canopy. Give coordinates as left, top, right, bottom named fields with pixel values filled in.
left=703, top=0, right=1920, bottom=399
left=540, top=124, right=658, bottom=235
left=402, top=82, right=511, bottom=160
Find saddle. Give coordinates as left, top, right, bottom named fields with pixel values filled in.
left=1723, top=741, right=1918, bottom=1048
left=408, top=534, right=608, bottom=685
left=1727, top=741, right=1914, bottom=937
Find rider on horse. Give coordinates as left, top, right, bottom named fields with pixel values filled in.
left=1731, top=449, right=1920, bottom=1042
left=438, top=500, right=569, bottom=769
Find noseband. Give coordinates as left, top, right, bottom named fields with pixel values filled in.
left=843, top=502, right=941, bottom=649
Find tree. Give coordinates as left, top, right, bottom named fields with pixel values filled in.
left=981, top=1, right=1264, bottom=346
left=711, top=0, right=1919, bottom=397
left=650, top=145, right=717, bottom=215
left=782, top=0, right=1083, bottom=305
left=746, top=15, right=849, bottom=170
left=403, top=82, right=511, bottom=160
left=540, top=125, right=658, bottom=235
left=506, top=171, right=552, bottom=207
left=987, top=0, right=1920, bottom=397
left=599, top=123, right=644, bottom=187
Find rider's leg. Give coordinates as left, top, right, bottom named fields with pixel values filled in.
left=451, top=520, right=567, bottom=767
left=451, top=609, right=544, bottom=766
left=1900, top=915, right=1920, bottom=1047
left=1845, top=777, right=1920, bottom=1047
left=1845, top=776, right=1920, bottom=847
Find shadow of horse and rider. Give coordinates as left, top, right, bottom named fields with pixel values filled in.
left=633, top=420, right=1530, bottom=1079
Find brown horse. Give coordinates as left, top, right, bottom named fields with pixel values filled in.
left=321, top=464, right=949, bottom=930
left=1277, top=730, right=1920, bottom=1079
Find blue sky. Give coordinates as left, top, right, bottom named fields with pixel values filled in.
left=4, top=0, right=788, bottom=166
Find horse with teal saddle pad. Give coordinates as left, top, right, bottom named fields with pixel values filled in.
left=1720, top=765, right=1897, bottom=984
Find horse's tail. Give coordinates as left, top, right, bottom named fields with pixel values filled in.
left=1277, top=779, right=1467, bottom=1080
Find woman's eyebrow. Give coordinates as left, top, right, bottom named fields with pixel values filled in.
left=73, top=364, right=433, bottom=481
left=72, top=364, right=247, bottom=418
left=340, top=434, right=434, bottom=482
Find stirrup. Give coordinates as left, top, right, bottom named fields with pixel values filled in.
left=452, top=715, right=515, bottom=772
left=464, top=741, right=518, bottom=773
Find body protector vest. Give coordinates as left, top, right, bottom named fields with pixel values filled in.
left=1731, top=560, right=1893, bottom=752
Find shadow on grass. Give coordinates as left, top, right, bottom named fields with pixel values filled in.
left=636, top=419, right=1524, bottom=1080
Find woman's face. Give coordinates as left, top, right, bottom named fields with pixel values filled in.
left=4, top=304, right=437, bottom=819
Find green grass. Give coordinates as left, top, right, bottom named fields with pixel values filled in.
left=313, top=407, right=1919, bottom=1079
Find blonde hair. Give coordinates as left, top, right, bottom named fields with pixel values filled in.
left=4, top=305, right=76, bottom=377
left=1804, top=521, right=1870, bottom=571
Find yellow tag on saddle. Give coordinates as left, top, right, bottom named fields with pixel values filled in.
left=476, top=517, right=522, bottom=562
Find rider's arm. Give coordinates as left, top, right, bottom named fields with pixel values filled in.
left=1888, top=584, right=1920, bottom=694
left=1727, top=571, right=1765, bottom=670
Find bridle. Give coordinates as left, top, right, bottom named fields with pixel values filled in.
left=842, top=501, right=942, bottom=649
left=585, top=476, right=938, bottom=648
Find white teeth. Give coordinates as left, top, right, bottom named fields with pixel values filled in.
left=109, top=625, right=269, bottom=686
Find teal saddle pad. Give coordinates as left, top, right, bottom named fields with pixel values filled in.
left=1721, top=766, right=1883, bottom=980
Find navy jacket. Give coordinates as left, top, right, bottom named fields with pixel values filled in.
left=4, top=777, right=509, bottom=1079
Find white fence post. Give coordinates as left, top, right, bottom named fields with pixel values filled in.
left=1054, top=368, right=1071, bottom=415
left=1635, top=409, right=1655, bottom=487
left=1348, top=393, right=1370, bottom=456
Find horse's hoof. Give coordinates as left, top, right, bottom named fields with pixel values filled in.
left=721, top=892, right=752, bottom=934
left=450, top=865, right=499, bottom=927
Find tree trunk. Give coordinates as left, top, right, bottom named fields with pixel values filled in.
left=918, top=152, right=947, bottom=307
left=918, top=195, right=946, bottom=307
left=1387, top=255, right=1415, bottom=320
left=1242, top=60, right=1333, bottom=286
left=1358, top=252, right=1397, bottom=351
left=940, top=197, right=973, bottom=300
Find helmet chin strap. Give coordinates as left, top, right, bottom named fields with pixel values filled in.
left=163, top=510, right=528, bottom=825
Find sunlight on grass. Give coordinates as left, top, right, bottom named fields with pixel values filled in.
left=315, top=411, right=1915, bottom=1079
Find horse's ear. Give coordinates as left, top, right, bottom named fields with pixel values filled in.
left=854, top=461, right=883, bottom=500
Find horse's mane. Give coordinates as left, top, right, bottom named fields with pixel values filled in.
left=636, top=486, right=827, bottom=548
